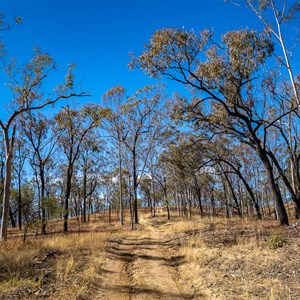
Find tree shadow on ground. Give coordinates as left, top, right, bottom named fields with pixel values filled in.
left=105, top=237, right=185, bottom=267
left=99, top=284, right=197, bottom=300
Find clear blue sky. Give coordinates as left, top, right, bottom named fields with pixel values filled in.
left=0, top=0, right=294, bottom=117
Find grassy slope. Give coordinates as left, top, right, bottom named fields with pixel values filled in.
left=163, top=217, right=300, bottom=299
left=0, top=211, right=299, bottom=299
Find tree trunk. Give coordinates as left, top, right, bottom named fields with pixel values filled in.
left=9, top=206, right=16, bottom=228
left=129, top=191, right=134, bottom=230
left=222, top=160, right=261, bottom=219
left=64, top=165, right=73, bottom=233
left=0, top=152, right=13, bottom=241
left=239, top=174, right=261, bottom=219
left=17, top=172, right=22, bottom=230
left=151, top=174, right=156, bottom=217
left=259, top=150, right=289, bottom=225
left=164, top=187, right=170, bottom=220
left=118, top=146, right=124, bottom=226
left=267, top=149, right=300, bottom=220
left=133, top=151, right=138, bottom=224
left=221, top=168, right=241, bottom=216
left=194, top=178, right=203, bottom=217
left=210, top=190, right=215, bottom=217
left=294, top=193, right=300, bottom=219
left=83, top=165, right=87, bottom=223
left=109, top=205, right=112, bottom=226
left=40, top=165, right=46, bottom=235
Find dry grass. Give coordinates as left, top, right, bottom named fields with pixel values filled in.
left=0, top=216, right=116, bottom=300
left=50, top=232, right=109, bottom=300
left=1, top=211, right=300, bottom=300
left=163, top=216, right=300, bottom=300
left=0, top=232, right=113, bottom=299
left=0, top=239, right=43, bottom=296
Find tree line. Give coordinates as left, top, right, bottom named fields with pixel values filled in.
left=1, top=0, right=300, bottom=241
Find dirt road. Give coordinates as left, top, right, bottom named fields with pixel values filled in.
left=95, top=217, right=194, bottom=300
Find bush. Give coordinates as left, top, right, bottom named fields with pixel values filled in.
left=267, top=234, right=287, bottom=249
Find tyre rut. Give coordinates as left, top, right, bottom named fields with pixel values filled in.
left=96, top=218, right=193, bottom=299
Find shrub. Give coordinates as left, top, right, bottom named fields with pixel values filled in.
left=267, top=234, right=287, bottom=249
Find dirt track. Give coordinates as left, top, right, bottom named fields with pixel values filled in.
left=95, top=217, right=194, bottom=300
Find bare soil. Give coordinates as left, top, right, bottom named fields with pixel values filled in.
left=96, top=217, right=193, bottom=299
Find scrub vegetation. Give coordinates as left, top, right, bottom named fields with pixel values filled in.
left=0, top=1, right=300, bottom=299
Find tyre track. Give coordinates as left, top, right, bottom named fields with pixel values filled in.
left=97, top=218, right=194, bottom=299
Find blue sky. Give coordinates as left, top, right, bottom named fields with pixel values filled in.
left=0, top=0, right=295, bottom=118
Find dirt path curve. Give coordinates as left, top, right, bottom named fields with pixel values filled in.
left=95, top=217, right=194, bottom=300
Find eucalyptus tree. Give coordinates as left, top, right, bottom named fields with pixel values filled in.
left=120, top=86, right=166, bottom=225
left=78, top=132, right=101, bottom=223
left=143, top=127, right=180, bottom=219
left=18, top=112, right=59, bottom=234
left=70, top=175, right=83, bottom=221
left=130, top=27, right=294, bottom=225
left=277, top=111, right=300, bottom=217
left=139, top=177, right=152, bottom=208
left=198, top=135, right=262, bottom=218
left=239, top=1, right=300, bottom=217
left=0, top=48, right=87, bottom=241
left=54, top=104, right=104, bottom=233
left=162, top=141, right=197, bottom=217
left=144, top=118, right=176, bottom=217
left=120, top=145, right=136, bottom=227
left=102, top=85, right=127, bottom=226
left=12, top=136, right=28, bottom=230
left=230, top=0, right=300, bottom=217
left=0, top=141, right=16, bottom=227
left=0, top=14, right=21, bottom=32
left=103, top=85, right=171, bottom=225
left=151, top=154, right=172, bottom=219
left=241, top=0, right=300, bottom=106
left=98, top=168, right=122, bottom=222
left=171, top=132, right=261, bottom=218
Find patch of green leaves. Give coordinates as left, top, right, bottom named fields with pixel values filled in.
left=267, top=234, right=288, bottom=249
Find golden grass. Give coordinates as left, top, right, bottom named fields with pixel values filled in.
left=163, top=216, right=300, bottom=300
left=0, top=229, right=111, bottom=300
left=0, top=278, right=37, bottom=295
left=0, top=210, right=136, bottom=299
left=1, top=211, right=300, bottom=300
left=47, top=232, right=110, bottom=300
